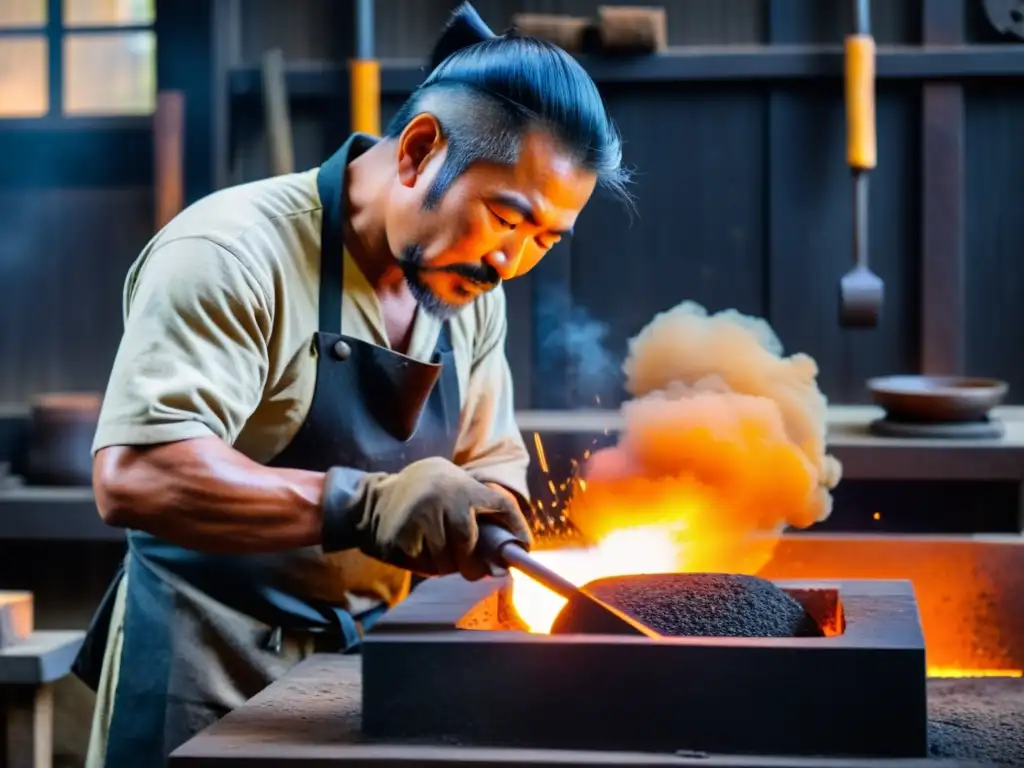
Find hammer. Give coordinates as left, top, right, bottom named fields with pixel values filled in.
left=839, top=0, right=884, bottom=328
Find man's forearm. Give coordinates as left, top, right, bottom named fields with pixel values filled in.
left=94, top=436, right=334, bottom=554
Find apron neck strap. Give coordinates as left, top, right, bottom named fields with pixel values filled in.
left=315, top=133, right=456, bottom=343
left=316, top=133, right=377, bottom=335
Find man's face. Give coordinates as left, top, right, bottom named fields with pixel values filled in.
left=385, top=115, right=598, bottom=319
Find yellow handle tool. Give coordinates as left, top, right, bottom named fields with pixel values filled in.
left=350, top=59, right=381, bottom=135
left=844, top=33, right=876, bottom=172
left=838, top=0, right=884, bottom=329
left=350, top=0, right=380, bottom=135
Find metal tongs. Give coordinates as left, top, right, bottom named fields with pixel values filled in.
left=477, top=522, right=660, bottom=637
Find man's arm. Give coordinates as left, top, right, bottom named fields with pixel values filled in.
left=92, top=237, right=335, bottom=554
left=95, top=438, right=324, bottom=553
left=453, top=287, right=531, bottom=512
left=91, top=239, right=531, bottom=568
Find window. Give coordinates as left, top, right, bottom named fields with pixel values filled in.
left=0, top=0, right=155, bottom=119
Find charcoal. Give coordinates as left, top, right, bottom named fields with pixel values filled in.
left=551, top=573, right=823, bottom=638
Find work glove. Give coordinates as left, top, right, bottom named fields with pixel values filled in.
left=320, top=457, right=533, bottom=581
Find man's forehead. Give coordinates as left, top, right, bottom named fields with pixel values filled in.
left=500, top=131, right=596, bottom=216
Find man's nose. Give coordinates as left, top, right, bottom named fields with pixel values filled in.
left=482, top=246, right=522, bottom=281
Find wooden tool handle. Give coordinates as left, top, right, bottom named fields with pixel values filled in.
left=350, top=59, right=380, bottom=135
left=844, top=34, right=876, bottom=171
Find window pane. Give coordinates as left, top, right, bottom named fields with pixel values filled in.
left=63, top=0, right=154, bottom=27
left=0, top=0, right=46, bottom=28
left=0, top=37, right=48, bottom=117
left=63, top=31, right=155, bottom=115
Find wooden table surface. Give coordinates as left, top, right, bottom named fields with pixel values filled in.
left=3, top=406, right=1024, bottom=543
left=516, top=405, right=1024, bottom=445
left=516, top=406, right=1024, bottom=481
left=170, top=654, right=1022, bottom=767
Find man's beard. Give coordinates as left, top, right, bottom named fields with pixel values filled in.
left=398, top=245, right=501, bottom=321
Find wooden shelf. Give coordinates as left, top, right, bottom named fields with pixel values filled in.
left=227, top=45, right=1024, bottom=102
left=1, top=406, right=1022, bottom=542
left=0, top=487, right=121, bottom=543
left=518, top=406, right=1024, bottom=482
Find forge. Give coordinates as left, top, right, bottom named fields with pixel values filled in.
left=362, top=573, right=928, bottom=759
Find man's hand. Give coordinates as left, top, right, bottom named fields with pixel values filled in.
left=325, top=457, right=533, bottom=581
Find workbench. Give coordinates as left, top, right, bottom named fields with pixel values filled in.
left=1, top=406, right=1023, bottom=542
left=169, top=654, right=1023, bottom=767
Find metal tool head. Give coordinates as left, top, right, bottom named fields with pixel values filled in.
left=476, top=522, right=661, bottom=638
left=548, top=590, right=659, bottom=637
left=839, top=266, right=883, bottom=328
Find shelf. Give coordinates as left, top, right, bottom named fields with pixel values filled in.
left=1, top=406, right=1022, bottom=542
left=228, top=45, right=1024, bottom=101
left=517, top=406, right=1024, bottom=482
left=0, top=487, right=122, bottom=542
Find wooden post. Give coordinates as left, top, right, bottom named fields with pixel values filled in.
left=153, top=90, right=186, bottom=231
left=2, top=684, right=54, bottom=768
left=260, top=49, right=295, bottom=176
left=920, top=0, right=966, bottom=374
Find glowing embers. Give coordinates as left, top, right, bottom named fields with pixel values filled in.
left=362, top=575, right=928, bottom=758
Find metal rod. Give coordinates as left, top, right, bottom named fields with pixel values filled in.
left=356, top=0, right=374, bottom=60
left=260, top=48, right=295, bottom=176
left=854, top=0, right=871, bottom=36
left=853, top=173, right=869, bottom=268
left=496, top=544, right=584, bottom=602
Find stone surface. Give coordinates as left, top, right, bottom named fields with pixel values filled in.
left=360, top=577, right=927, bottom=758
left=172, top=654, right=1021, bottom=767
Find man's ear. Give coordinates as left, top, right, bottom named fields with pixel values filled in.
left=396, top=114, right=444, bottom=189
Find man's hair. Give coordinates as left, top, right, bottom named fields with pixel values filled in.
left=384, top=2, right=632, bottom=210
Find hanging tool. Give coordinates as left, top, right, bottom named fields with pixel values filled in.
left=351, top=0, right=380, bottom=135
left=477, top=522, right=661, bottom=637
left=839, top=0, right=884, bottom=328
left=260, top=48, right=295, bottom=176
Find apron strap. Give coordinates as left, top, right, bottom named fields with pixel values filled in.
left=316, top=133, right=377, bottom=335
left=316, top=144, right=348, bottom=336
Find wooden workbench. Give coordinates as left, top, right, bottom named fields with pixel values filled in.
left=169, top=654, right=1023, bottom=767
left=516, top=405, right=1024, bottom=481
left=1, top=406, right=1023, bottom=542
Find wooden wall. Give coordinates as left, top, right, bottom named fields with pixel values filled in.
left=0, top=0, right=215, bottom=406
left=221, top=0, right=1024, bottom=411
left=1, top=0, right=1022, bottom=412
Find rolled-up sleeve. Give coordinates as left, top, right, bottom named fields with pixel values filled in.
left=453, top=287, right=531, bottom=506
left=92, top=237, right=272, bottom=453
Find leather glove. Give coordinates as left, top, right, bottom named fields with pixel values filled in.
left=320, top=457, right=533, bottom=581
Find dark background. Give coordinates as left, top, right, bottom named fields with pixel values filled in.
left=2, top=0, right=1022, bottom=413
left=1, top=3, right=1022, bottom=761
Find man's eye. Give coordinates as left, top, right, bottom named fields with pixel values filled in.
left=490, top=210, right=515, bottom=229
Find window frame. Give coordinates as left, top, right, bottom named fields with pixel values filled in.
left=0, top=0, right=156, bottom=128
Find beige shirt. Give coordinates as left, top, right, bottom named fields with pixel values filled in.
left=93, top=167, right=530, bottom=607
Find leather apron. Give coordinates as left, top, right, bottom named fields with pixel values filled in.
left=73, top=134, right=463, bottom=766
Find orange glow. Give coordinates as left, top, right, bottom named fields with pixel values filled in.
left=532, top=432, right=549, bottom=475
left=928, top=668, right=1022, bottom=679
left=510, top=527, right=680, bottom=633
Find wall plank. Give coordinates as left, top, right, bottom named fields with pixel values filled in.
left=766, top=83, right=921, bottom=403
left=0, top=188, right=154, bottom=403
left=964, top=85, right=1024, bottom=395
left=569, top=84, right=767, bottom=406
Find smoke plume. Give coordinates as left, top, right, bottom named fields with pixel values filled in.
left=534, top=283, right=622, bottom=406
left=566, top=302, right=842, bottom=575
